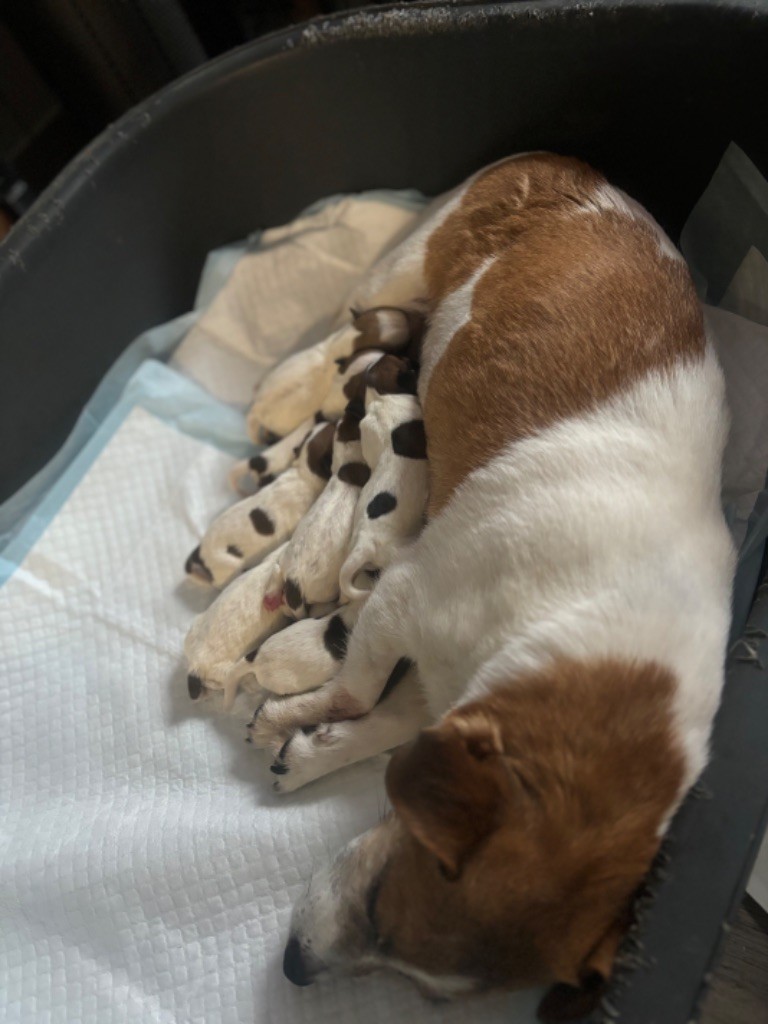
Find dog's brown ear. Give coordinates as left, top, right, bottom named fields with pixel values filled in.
left=537, top=917, right=625, bottom=1023
left=385, top=715, right=507, bottom=878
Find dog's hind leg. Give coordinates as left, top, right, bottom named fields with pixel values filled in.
left=268, top=661, right=428, bottom=793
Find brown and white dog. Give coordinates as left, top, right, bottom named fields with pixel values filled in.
left=247, top=154, right=735, bottom=1017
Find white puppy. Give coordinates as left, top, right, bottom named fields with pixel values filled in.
left=246, top=308, right=422, bottom=441
left=340, top=381, right=428, bottom=601
left=185, top=421, right=336, bottom=588
left=184, top=544, right=289, bottom=712
left=263, top=407, right=373, bottom=615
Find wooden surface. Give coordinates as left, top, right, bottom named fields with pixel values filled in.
left=700, top=898, right=768, bottom=1024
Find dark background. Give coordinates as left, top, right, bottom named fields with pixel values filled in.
left=0, top=0, right=402, bottom=238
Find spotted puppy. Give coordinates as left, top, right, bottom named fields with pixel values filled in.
left=232, top=350, right=384, bottom=497
left=263, top=401, right=375, bottom=615
left=245, top=154, right=734, bottom=1017
left=246, top=307, right=423, bottom=441
left=184, top=544, right=289, bottom=711
left=339, top=361, right=427, bottom=601
left=246, top=600, right=364, bottom=699
left=185, top=421, right=335, bottom=588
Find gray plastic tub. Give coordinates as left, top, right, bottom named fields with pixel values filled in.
left=1, top=3, right=767, bottom=1021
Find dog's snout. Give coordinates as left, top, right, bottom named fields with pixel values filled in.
left=283, top=936, right=316, bottom=987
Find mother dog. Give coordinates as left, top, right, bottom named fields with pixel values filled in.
left=247, top=153, right=735, bottom=1018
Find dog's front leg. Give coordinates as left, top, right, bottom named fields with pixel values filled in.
left=247, top=560, right=416, bottom=745
left=268, top=661, right=428, bottom=793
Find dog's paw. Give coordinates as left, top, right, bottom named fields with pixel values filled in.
left=245, top=698, right=292, bottom=749
left=268, top=725, right=340, bottom=793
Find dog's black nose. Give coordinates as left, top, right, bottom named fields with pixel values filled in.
left=283, top=936, right=315, bottom=987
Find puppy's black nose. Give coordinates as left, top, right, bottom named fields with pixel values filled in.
left=283, top=936, right=315, bottom=987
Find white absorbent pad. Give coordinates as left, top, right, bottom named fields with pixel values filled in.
left=0, top=401, right=540, bottom=1024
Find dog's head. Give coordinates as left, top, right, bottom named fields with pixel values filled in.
left=283, top=659, right=684, bottom=1020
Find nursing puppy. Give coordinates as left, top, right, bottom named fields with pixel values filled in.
left=247, top=308, right=422, bottom=441
left=233, top=350, right=384, bottom=495
left=339, top=360, right=428, bottom=600
left=249, top=154, right=735, bottom=1017
left=263, top=402, right=373, bottom=616
left=185, top=421, right=335, bottom=588
left=184, top=544, right=289, bottom=711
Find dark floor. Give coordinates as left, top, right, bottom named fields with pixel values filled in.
left=700, top=898, right=768, bottom=1024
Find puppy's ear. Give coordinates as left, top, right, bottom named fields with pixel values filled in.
left=537, top=916, right=626, bottom=1023
left=385, top=714, right=507, bottom=879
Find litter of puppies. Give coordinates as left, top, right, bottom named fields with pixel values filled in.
left=183, top=306, right=427, bottom=723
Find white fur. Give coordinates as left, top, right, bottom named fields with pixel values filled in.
left=183, top=544, right=288, bottom=711
left=418, top=258, right=494, bottom=397
left=340, top=393, right=428, bottom=600
left=188, top=422, right=331, bottom=588
left=407, top=349, right=734, bottom=796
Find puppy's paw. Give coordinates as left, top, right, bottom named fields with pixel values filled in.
left=245, top=699, right=291, bottom=749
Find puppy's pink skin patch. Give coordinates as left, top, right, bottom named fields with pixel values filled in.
left=263, top=590, right=284, bottom=613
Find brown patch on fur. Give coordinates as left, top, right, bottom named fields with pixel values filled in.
left=249, top=508, right=275, bottom=535
left=366, top=354, right=418, bottom=396
left=343, top=370, right=368, bottom=402
left=305, top=422, right=335, bottom=480
left=341, top=371, right=369, bottom=426
left=423, top=154, right=704, bottom=514
left=352, top=306, right=424, bottom=355
left=391, top=419, right=427, bottom=459
left=376, top=657, right=684, bottom=1001
left=284, top=578, right=304, bottom=611
left=184, top=545, right=213, bottom=583
left=337, top=411, right=362, bottom=443
left=337, top=461, right=371, bottom=487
